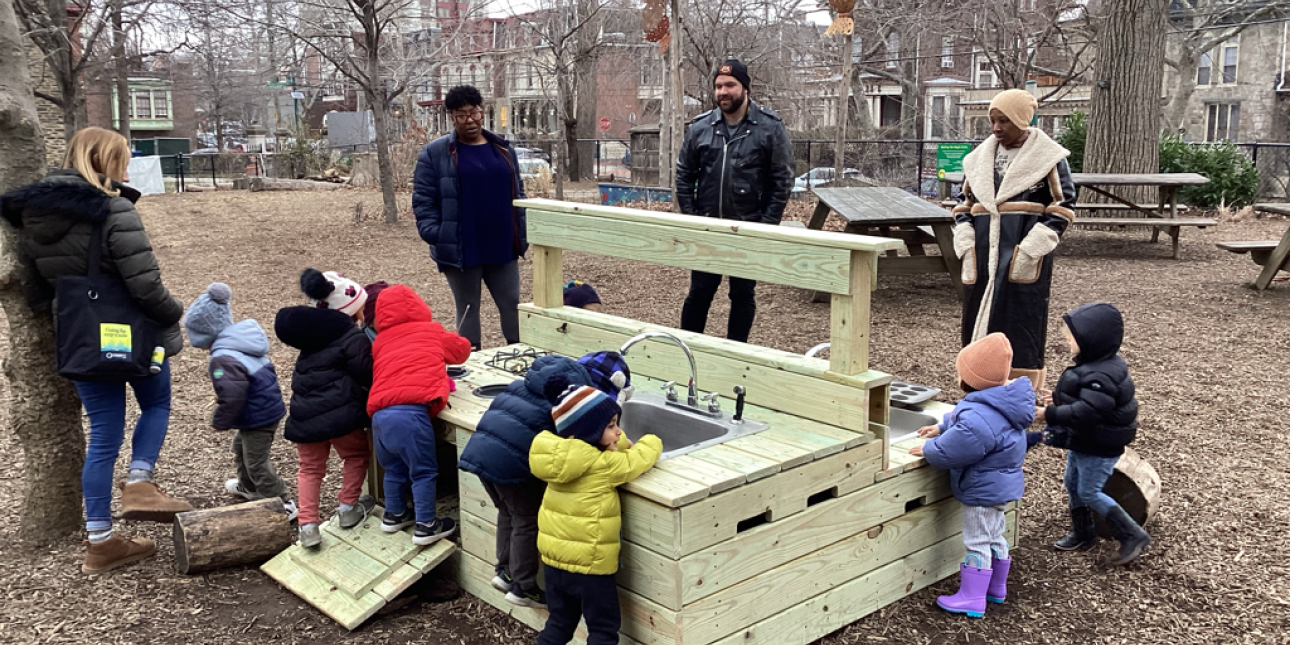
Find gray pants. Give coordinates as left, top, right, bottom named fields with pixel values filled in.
left=233, top=420, right=288, bottom=501
left=443, top=260, right=521, bottom=349
left=961, top=504, right=1008, bottom=568
left=484, top=480, right=546, bottom=593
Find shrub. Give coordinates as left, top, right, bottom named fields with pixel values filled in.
left=1056, top=111, right=1087, bottom=172
left=1158, top=135, right=1258, bottom=209
left=1053, top=113, right=1258, bottom=208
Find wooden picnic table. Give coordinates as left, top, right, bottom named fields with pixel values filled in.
left=939, top=171, right=1213, bottom=259
left=807, top=187, right=963, bottom=297
left=1217, top=203, right=1290, bottom=290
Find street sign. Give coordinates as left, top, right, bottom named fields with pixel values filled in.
left=291, top=91, right=305, bottom=99
left=936, top=143, right=971, bottom=179
left=598, top=117, right=610, bottom=132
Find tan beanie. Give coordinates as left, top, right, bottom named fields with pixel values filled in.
left=956, top=332, right=1014, bottom=391
left=989, top=89, right=1038, bottom=130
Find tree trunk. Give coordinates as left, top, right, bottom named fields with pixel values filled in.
left=573, top=59, right=598, bottom=181
left=173, top=498, right=293, bottom=574
left=363, top=24, right=398, bottom=224
left=1164, top=48, right=1200, bottom=135
left=112, top=0, right=130, bottom=142
left=1085, top=0, right=1168, bottom=199
left=1, top=0, right=87, bottom=543
left=834, top=28, right=854, bottom=178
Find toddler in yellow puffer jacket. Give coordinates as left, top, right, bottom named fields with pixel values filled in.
left=529, top=378, right=661, bottom=645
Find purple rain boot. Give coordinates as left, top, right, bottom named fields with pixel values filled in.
left=936, top=563, right=992, bottom=618
left=986, top=553, right=1011, bottom=604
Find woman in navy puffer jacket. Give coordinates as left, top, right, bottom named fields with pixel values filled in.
left=458, top=355, right=592, bottom=605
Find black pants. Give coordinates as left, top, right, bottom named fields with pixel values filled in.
left=679, top=270, right=757, bottom=342
left=537, top=566, right=620, bottom=645
left=483, top=480, right=545, bottom=593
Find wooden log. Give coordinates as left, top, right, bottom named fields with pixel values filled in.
left=1093, top=446, right=1162, bottom=539
left=249, top=177, right=344, bottom=192
left=173, top=498, right=293, bottom=574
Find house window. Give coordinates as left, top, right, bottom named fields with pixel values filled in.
left=886, top=33, right=899, bottom=68
left=1221, top=37, right=1238, bottom=83
left=1197, top=51, right=1212, bottom=85
left=641, top=60, right=661, bottom=86
left=526, top=65, right=533, bottom=89
left=931, top=96, right=946, bottom=138
left=977, top=60, right=995, bottom=88
left=1206, top=102, right=1240, bottom=141
left=852, top=36, right=862, bottom=63
left=134, top=90, right=152, bottom=119
left=1019, top=0, right=1036, bottom=10
left=152, top=91, right=168, bottom=118
left=941, top=37, right=954, bottom=68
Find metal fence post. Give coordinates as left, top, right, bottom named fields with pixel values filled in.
left=210, top=155, right=217, bottom=189
left=176, top=154, right=185, bottom=193
left=915, top=140, right=924, bottom=192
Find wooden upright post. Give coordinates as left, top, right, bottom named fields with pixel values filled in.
left=667, top=0, right=684, bottom=201
left=834, top=25, right=854, bottom=178
left=828, top=250, right=876, bottom=375
left=531, top=244, right=564, bottom=308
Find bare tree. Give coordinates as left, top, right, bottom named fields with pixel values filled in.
left=1163, top=0, right=1288, bottom=133
left=1, top=0, right=88, bottom=542
left=1084, top=0, right=1169, bottom=181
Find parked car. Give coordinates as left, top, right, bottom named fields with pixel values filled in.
left=792, top=167, right=863, bottom=194
left=518, top=158, right=552, bottom=180
left=515, top=147, right=550, bottom=162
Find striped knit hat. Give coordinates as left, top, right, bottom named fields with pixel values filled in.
left=550, top=383, right=622, bottom=446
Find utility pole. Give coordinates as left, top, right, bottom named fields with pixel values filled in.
left=112, top=0, right=131, bottom=143
left=832, top=12, right=853, bottom=178
left=667, top=0, right=682, bottom=204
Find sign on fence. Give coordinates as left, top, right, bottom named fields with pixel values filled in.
left=936, top=143, right=971, bottom=179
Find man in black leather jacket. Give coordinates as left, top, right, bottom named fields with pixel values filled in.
left=675, top=59, right=793, bottom=342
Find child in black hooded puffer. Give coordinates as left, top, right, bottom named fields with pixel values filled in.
left=1039, top=302, right=1150, bottom=565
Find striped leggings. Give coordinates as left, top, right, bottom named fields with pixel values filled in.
left=962, top=504, right=1008, bottom=569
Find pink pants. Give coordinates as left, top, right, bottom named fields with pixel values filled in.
left=295, top=428, right=370, bottom=526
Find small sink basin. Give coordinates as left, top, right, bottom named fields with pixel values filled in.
left=888, top=407, right=940, bottom=445
left=619, top=391, right=769, bottom=459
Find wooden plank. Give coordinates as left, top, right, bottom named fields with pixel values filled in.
left=527, top=209, right=855, bottom=294
left=653, top=455, right=746, bottom=495
left=758, top=427, right=846, bottom=459
left=1074, top=202, right=1190, bottom=211
left=459, top=508, right=497, bottom=561
left=681, top=502, right=1003, bottom=644
left=1254, top=226, right=1290, bottom=291
left=705, top=517, right=1016, bottom=645
left=290, top=525, right=392, bottom=599
left=877, top=254, right=948, bottom=275
left=674, top=465, right=950, bottom=607
left=1071, top=217, right=1214, bottom=227
left=889, top=436, right=929, bottom=471
left=531, top=244, right=564, bottom=308
left=829, top=250, right=875, bottom=375
left=686, top=444, right=780, bottom=482
left=457, top=468, right=499, bottom=525
left=722, top=433, right=814, bottom=470
left=517, top=304, right=893, bottom=392
left=677, top=442, right=889, bottom=555
left=322, top=508, right=420, bottom=567
left=1217, top=241, right=1278, bottom=253
left=1255, top=202, right=1290, bottom=216
left=407, top=539, right=457, bottom=572
left=370, top=563, right=424, bottom=602
left=262, top=548, right=384, bottom=631
left=619, top=492, right=685, bottom=559
left=621, top=468, right=712, bottom=507
left=518, top=307, right=875, bottom=433
left=516, top=197, right=904, bottom=254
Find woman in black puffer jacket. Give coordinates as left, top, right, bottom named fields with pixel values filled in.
left=0, top=127, right=191, bottom=574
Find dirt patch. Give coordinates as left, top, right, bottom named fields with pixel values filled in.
left=2, top=189, right=1289, bottom=644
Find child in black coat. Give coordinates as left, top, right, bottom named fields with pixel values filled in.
left=1039, top=302, right=1149, bottom=565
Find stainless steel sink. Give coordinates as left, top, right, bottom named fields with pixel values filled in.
left=888, top=407, right=941, bottom=445
left=619, top=391, right=769, bottom=460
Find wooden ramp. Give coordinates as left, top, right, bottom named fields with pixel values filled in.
left=261, top=508, right=456, bottom=630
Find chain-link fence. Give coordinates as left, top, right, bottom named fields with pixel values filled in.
left=1235, top=142, right=1290, bottom=202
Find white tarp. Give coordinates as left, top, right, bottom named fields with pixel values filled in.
left=125, top=156, right=165, bottom=195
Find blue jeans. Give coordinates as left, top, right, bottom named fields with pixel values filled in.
left=73, top=360, right=172, bottom=532
left=1064, top=450, right=1121, bottom=517
left=372, top=404, right=439, bottom=525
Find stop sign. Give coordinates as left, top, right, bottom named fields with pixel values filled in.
left=598, top=117, right=610, bottom=132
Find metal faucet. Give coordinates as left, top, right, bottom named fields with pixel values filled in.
left=620, top=331, right=719, bottom=417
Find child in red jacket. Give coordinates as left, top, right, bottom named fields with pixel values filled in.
left=368, top=284, right=473, bottom=545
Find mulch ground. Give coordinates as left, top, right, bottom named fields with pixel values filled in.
left=1, top=189, right=1289, bottom=644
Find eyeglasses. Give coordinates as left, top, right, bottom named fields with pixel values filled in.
left=452, top=110, right=484, bottom=124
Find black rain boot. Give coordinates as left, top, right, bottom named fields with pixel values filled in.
left=1054, top=506, right=1098, bottom=551
left=1105, top=506, right=1150, bottom=565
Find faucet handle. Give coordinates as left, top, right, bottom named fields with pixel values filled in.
left=660, top=381, right=679, bottom=401
left=700, top=391, right=721, bottom=413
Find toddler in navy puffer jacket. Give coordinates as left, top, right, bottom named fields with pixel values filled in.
left=910, top=332, right=1033, bottom=619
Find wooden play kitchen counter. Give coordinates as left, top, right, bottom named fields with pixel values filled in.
left=437, top=200, right=1019, bottom=645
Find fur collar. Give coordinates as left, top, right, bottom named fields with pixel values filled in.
left=962, top=129, right=1069, bottom=213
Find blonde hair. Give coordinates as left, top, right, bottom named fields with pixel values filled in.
left=63, top=127, right=130, bottom=196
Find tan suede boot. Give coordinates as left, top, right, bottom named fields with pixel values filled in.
left=82, top=535, right=157, bottom=574
left=118, top=481, right=194, bottom=522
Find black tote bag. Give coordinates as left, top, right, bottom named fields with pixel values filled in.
left=55, top=223, right=162, bottom=381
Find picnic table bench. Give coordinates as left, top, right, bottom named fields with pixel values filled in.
left=939, top=172, right=1214, bottom=259
left=806, top=187, right=963, bottom=298
left=1216, top=203, right=1290, bottom=290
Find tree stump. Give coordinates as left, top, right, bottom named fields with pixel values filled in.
left=1093, top=446, right=1162, bottom=539
left=173, top=498, right=293, bottom=574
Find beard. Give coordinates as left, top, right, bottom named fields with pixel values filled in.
left=718, top=90, right=747, bottom=114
